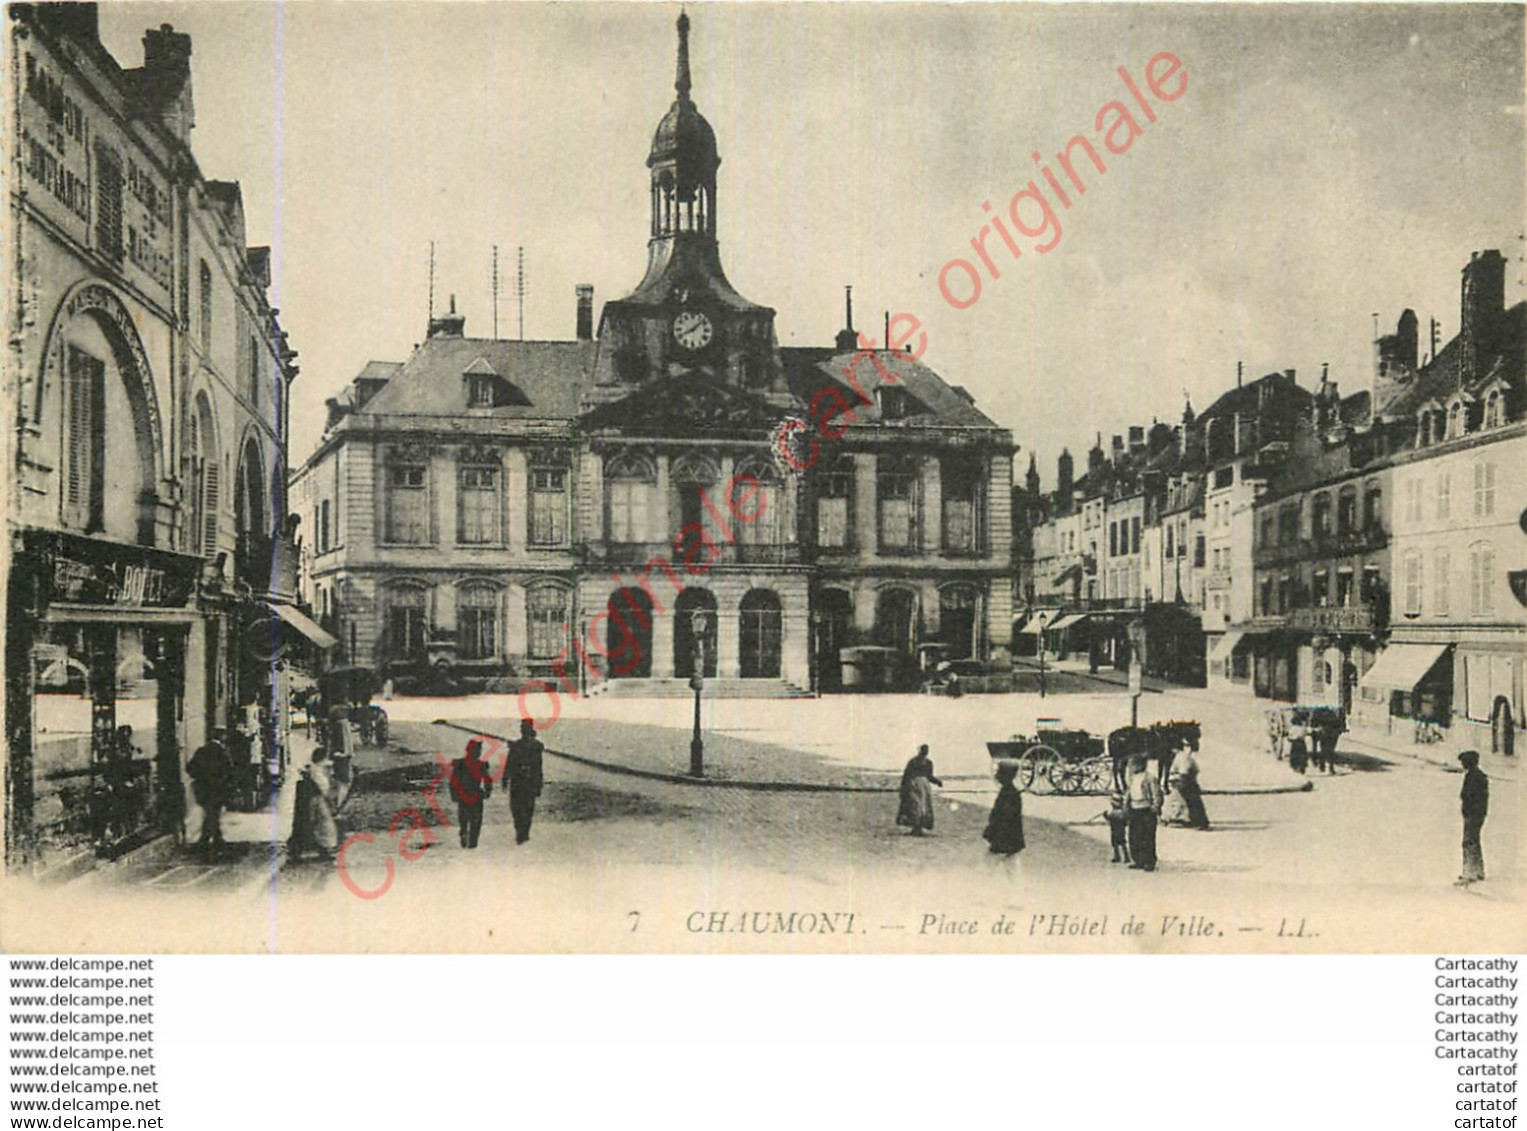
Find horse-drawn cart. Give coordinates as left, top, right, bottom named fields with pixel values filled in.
left=986, top=719, right=1111, bottom=795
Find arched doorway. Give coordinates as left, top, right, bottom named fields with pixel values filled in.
left=939, top=584, right=980, bottom=660
left=739, top=590, right=783, bottom=678
left=674, top=589, right=717, bottom=679
left=607, top=588, right=654, bottom=678
left=874, top=588, right=917, bottom=654
left=1494, top=697, right=1516, bottom=757
left=814, top=589, right=853, bottom=692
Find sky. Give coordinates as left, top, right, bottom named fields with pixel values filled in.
left=98, top=2, right=1526, bottom=479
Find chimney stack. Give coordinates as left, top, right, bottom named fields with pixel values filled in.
left=575, top=284, right=594, bottom=341
left=427, top=294, right=466, bottom=339
left=835, top=285, right=857, bottom=352
left=1461, top=250, right=1506, bottom=378
left=1057, top=449, right=1074, bottom=517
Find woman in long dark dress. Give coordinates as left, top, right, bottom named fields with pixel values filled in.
left=983, top=761, right=1026, bottom=855
left=897, top=745, right=943, bottom=835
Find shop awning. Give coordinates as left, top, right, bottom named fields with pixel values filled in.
left=1207, top=630, right=1246, bottom=662
left=1048, top=614, right=1088, bottom=632
left=1358, top=643, right=1449, bottom=694
left=1016, top=618, right=1046, bottom=635
left=1052, top=563, right=1083, bottom=586
left=269, top=602, right=339, bottom=650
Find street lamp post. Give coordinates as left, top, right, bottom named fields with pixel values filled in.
left=1037, top=612, right=1050, bottom=698
left=689, top=609, right=709, bottom=778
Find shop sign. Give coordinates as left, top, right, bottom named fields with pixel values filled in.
left=30, top=531, right=196, bottom=610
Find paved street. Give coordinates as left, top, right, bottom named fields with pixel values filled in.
left=11, top=681, right=1515, bottom=954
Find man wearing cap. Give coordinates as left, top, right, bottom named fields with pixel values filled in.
left=506, top=719, right=545, bottom=845
left=1456, top=750, right=1489, bottom=886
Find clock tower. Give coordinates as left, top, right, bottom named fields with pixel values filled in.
left=590, top=12, right=785, bottom=402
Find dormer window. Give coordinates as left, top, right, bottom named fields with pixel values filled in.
left=468, top=374, right=496, bottom=408
left=1483, top=385, right=1506, bottom=429
left=1447, top=400, right=1464, bottom=440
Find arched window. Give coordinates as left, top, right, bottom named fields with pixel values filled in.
left=383, top=584, right=430, bottom=662
left=874, top=587, right=918, bottom=653
left=526, top=585, right=570, bottom=660
left=733, top=457, right=782, bottom=547
left=457, top=583, right=501, bottom=660
left=605, top=452, right=656, bottom=544
left=1448, top=400, right=1464, bottom=439
left=939, top=584, right=980, bottom=659
left=671, top=452, right=720, bottom=545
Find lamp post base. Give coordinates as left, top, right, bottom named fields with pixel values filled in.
left=689, top=736, right=705, bottom=778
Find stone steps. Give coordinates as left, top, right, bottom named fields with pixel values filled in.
left=586, top=677, right=814, bottom=700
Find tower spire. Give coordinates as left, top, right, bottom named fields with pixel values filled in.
left=675, top=10, right=692, bottom=101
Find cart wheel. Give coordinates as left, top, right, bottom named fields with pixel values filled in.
left=1053, top=763, right=1086, bottom=795
left=1016, top=753, right=1038, bottom=792
left=1084, top=759, right=1112, bottom=794
left=1028, top=746, right=1060, bottom=795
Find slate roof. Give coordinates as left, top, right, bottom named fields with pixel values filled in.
left=780, top=347, right=1004, bottom=432
left=348, top=337, right=595, bottom=422
left=1381, top=302, right=1526, bottom=421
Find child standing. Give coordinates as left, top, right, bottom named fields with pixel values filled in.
left=1104, top=791, right=1131, bottom=864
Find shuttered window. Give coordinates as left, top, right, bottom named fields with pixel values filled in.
left=95, top=148, right=124, bottom=262
left=65, top=346, right=105, bottom=530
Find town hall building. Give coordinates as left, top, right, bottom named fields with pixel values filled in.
left=294, top=13, right=1015, bottom=696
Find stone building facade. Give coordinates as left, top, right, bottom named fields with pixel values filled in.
left=5, top=5, right=309, bottom=871
left=294, top=14, right=1015, bottom=698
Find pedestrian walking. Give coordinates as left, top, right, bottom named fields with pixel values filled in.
left=1102, top=790, right=1131, bottom=864
left=1172, top=744, right=1211, bottom=831
left=896, top=744, right=943, bottom=836
left=1455, top=750, right=1489, bottom=886
left=983, top=761, right=1025, bottom=856
left=1314, top=714, right=1341, bottom=775
left=186, top=729, right=233, bottom=862
left=1287, top=725, right=1309, bottom=775
left=450, top=738, right=494, bottom=849
left=288, top=748, right=340, bottom=862
left=1126, top=754, right=1162, bottom=872
left=506, top=720, right=544, bottom=845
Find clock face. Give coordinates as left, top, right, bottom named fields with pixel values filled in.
left=672, top=310, right=714, bottom=351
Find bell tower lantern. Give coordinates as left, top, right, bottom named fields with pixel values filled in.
left=648, top=12, right=719, bottom=242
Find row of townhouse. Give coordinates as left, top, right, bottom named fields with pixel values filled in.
left=292, top=13, right=1015, bottom=700
left=1247, top=251, right=1523, bottom=756
left=1017, top=249, right=1523, bottom=757
left=5, top=5, right=316, bottom=872
left=1018, top=366, right=1309, bottom=686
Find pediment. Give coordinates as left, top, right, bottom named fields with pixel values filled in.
left=578, top=374, right=791, bottom=437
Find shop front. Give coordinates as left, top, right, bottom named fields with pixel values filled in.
left=6, top=530, right=202, bottom=871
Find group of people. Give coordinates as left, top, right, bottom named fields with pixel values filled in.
left=897, top=741, right=1211, bottom=873
left=447, top=721, right=546, bottom=850
left=896, top=744, right=1027, bottom=856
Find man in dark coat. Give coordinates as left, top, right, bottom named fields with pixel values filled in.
left=1456, top=750, right=1489, bottom=886
left=506, top=719, right=545, bottom=845
left=186, top=729, right=232, bottom=862
left=449, top=738, right=494, bottom=850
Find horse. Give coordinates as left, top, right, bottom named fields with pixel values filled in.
left=1107, top=721, right=1202, bottom=790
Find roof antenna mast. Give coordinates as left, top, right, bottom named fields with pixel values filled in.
left=516, top=246, right=527, bottom=342
left=427, top=240, right=436, bottom=323
left=491, top=245, right=500, bottom=339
